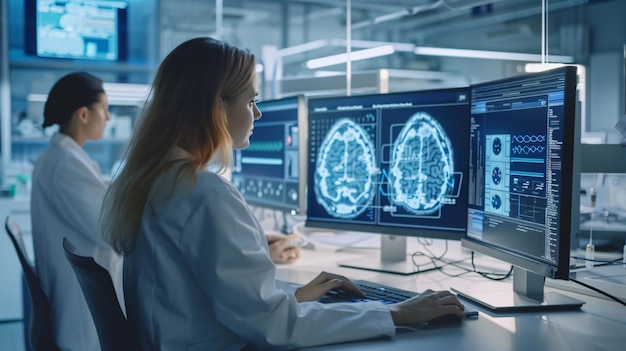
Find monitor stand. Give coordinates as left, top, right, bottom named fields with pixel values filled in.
left=276, top=210, right=304, bottom=235
left=338, top=235, right=439, bottom=275
left=451, top=267, right=585, bottom=313
left=278, top=211, right=293, bottom=234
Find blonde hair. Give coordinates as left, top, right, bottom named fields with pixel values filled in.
left=100, top=37, right=256, bottom=254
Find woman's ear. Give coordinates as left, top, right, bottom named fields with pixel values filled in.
left=216, top=96, right=229, bottom=115
left=74, top=106, right=90, bottom=124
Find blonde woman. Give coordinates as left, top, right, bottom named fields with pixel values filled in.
left=100, top=37, right=465, bottom=350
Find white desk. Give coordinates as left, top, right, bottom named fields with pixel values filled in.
left=274, top=236, right=626, bottom=351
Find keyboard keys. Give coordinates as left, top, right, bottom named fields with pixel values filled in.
left=319, top=280, right=417, bottom=304
left=319, top=279, right=479, bottom=319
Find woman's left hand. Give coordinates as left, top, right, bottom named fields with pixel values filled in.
left=295, top=271, right=366, bottom=302
left=266, top=234, right=301, bottom=264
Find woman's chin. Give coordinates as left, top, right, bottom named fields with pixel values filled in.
left=233, top=140, right=250, bottom=150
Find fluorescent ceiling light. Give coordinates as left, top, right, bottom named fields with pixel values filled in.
left=278, top=39, right=413, bottom=58
left=279, top=39, right=336, bottom=57
left=313, top=71, right=345, bottom=77
left=524, top=63, right=565, bottom=72
left=414, top=46, right=574, bottom=63
left=28, top=84, right=151, bottom=105
left=306, top=45, right=395, bottom=69
left=103, top=83, right=151, bottom=105
left=26, top=93, right=48, bottom=102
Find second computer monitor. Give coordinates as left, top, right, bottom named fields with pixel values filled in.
left=232, top=95, right=307, bottom=215
left=306, top=88, right=471, bottom=241
left=454, top=66, right=584, bottom=312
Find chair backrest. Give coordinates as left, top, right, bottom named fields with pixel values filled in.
left=62, top=237, right=140, bottom=351
left=4, top=216, right=59, bottom=351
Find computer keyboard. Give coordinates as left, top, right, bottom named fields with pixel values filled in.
left=319, top=279, right=478, bottom=319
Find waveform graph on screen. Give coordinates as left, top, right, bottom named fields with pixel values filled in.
left=234, top=126, right=291, bottom=204
left=509, top=133, right=548, bottom=224
left=231, top=95, right=306, bottom=215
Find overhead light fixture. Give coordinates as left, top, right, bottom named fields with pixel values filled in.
left=523, top=62, right=565, bottom=72
left=103, top=83, right=151, bottom=105
left=414, top=46, right=574, bottom=63
left=27, top=83, right=151, bottom=105
left=306, top=45, right=395, bottom=69
left=279, top=39, right=336, bottom=57
left=313, top=71, right=345, bottom=77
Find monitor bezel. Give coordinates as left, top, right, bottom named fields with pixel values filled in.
left=462, top=65, right=579, bottom=281
left=304, top=87, right=471, bottom=242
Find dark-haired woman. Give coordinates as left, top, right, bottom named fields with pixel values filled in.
left=30, top=71, right=120, bottom=351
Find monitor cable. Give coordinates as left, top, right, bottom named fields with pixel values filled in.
left=568, top=277, right=626, bottom=307
left=586, top=178, right=597, bottom=269
left=569, top=256, right=623, bottom=270
left=409, top=241, right=514, bottom=280
left=409, top=240, right=471, bottom=276
left=470, top=252, right=514, bottom=281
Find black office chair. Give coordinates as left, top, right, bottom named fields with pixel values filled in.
left=62, top=237, right=140, bottom=351
left=4, top=216, right=59, bottom=351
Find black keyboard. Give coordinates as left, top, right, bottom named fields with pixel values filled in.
left=320, top=279, right=478, bottom=319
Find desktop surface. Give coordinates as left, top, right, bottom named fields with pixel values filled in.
left=274, top=237, right=626, bottom=351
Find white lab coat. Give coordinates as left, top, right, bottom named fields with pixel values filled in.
left=30, top=132, right=123, bottom=351
left=124, top=157, right=395, bottom=350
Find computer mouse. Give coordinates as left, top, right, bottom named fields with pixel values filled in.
left=427, top=313, right=463, bottom=325
left=428, top=309, right=479, bottom=325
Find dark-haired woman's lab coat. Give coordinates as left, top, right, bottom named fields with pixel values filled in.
left=31, top=132, right=123, bottom=351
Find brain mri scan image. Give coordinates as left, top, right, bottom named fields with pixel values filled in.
left=388, top=112, right=454, bottom=215
left=306, top=88, right=470, bottom=235
left=314, top=118, right=378, bottom=218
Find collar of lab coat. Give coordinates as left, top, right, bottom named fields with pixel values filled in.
left=170, top=146, right=191, bottom=161
left=51, top=132, right=90, bottom=157
left=50, top=132, right=100, bottom=171
left=169, top=147, right=226, bottom=176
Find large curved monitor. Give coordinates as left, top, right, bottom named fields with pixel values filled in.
left=453, top=66, right=584, bottom=312
left=306, top=88, right=471, bottom=274
left=232, top=95, right=307, bottom=222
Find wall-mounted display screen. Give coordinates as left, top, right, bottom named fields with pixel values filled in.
left=25, top=0, right=128, bottom=61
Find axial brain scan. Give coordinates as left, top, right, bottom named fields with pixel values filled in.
left=314, top=118, right=377, bottom=218
left=388, top=112, right=454, bottom=214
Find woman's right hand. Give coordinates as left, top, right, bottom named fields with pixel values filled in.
left=387, top=289, right=466, bottom=326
